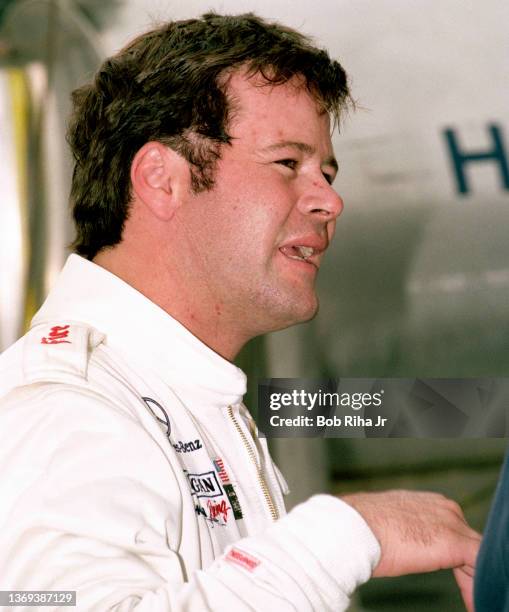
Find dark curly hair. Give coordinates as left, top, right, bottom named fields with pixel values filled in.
left=67, top=12, right=351, bottom=259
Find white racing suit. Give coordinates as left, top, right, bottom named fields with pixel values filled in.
left=0, top=255, right=380, bottom=611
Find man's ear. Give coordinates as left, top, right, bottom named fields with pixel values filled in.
left=130, top=141, right=189, bottom=221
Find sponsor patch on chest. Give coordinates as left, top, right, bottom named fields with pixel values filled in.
left=225, top=547, right=260, bottom=572
left=186, top=470, right=222, bottom=498
left=173, top=439, right=202, bottom=453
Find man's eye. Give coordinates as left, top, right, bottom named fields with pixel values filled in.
left=276, top=159, right=298, bottom=170
left=323, top=172, right=334, bottom=186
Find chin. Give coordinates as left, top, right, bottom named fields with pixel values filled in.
left=253, top=283, right=319, bottom=332
left=271, top=296, right=319, bottom=331
left=296, top=301, right=319, bottom=323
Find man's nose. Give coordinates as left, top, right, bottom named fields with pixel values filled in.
left=297, top=180, right=344, bottom=221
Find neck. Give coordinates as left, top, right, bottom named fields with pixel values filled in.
left=93, top=246, right=251, bottom=361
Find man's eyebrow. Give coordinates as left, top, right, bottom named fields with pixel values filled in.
left=261, top=140, right=338, bottom=172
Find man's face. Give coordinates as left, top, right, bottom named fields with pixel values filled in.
left=174, top=72, right=343, bottom=339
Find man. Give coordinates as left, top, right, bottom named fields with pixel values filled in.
left=0, top=12, right=480, bottom=611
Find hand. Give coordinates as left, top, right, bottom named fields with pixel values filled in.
left=341, top=490, right=481, bottom=611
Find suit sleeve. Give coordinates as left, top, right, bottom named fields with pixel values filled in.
left=0, top=385, right=380, bottom=611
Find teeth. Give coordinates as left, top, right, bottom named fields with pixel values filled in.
left=296, top=246, right=314, bottom=259
left=280, top=245, right=316, bottom=262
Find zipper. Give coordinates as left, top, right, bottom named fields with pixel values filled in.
left=227, top=405, right=279, bottom=521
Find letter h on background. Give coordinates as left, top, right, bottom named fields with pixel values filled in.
left=443, top=124, right=509, bottom=195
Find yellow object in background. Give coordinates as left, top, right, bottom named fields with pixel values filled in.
left=0, top=68, right=30, bottom=349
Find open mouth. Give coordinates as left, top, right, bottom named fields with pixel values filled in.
left=279, top=245, right=316, bottom=263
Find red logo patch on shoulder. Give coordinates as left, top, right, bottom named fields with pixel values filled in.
left=225, top=547, right=260, bottom=572
left=41, top=325, right=71, bottom=345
